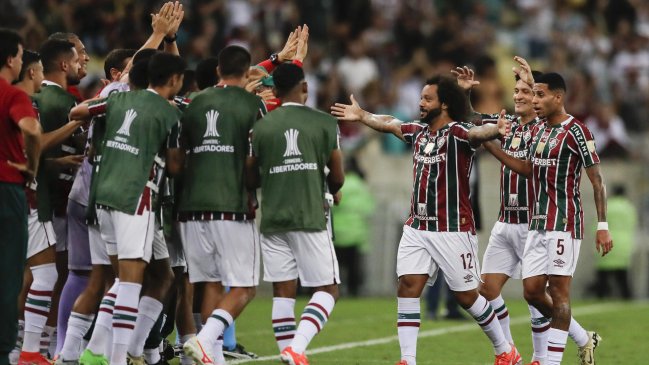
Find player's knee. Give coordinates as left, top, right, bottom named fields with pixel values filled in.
left=523, top=287, right=545, bottom=306
left=397, top=275, right=425, bottom=298
left=478, top=284, right=496, bottom=300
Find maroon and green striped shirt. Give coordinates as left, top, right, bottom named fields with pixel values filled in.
left=481, top=113, right=539, bottom=224
left=527, top=116, right=599, bottom=239
left=400, top=121, right=476, bottom=233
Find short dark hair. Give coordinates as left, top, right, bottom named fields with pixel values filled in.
left=535, top=72, right=567, bottom=92
left=48, top=32, right=78, bottom=42
left=17, top=50, right=41, bottom=82
left=39, top=39, right=75, bottom=74
left=515, top=70, right=544, bottom=83
left=425, top=75, right=470, bottom=121
left=0, top=28, right=23, bottom=69
left=195, top=57, right=219, bottom=90
left=129, top=49, right=158, bottom=90
left=272, top=63, right=305, bottom=97
left=148, top=52, right=186, bottom=87
left=104, top=48, right=136, bottom=79
left=217, top=46, right=250, bottom=78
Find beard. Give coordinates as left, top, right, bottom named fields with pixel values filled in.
left=67, top=72, right=81, bottom=86
left=420, top=107, right=442, bottom=124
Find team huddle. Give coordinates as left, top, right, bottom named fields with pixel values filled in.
left=0, top=2, right=613, bottom=365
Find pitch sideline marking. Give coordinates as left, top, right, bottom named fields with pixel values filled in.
left=231, top=303, right=624, bottom=364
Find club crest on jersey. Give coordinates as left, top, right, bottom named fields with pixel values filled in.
left=423, top=142, right=434, bottom=154
left=117, top=109, right=137, bottom=136
left=510, top=137, right=521, bottom=149
left=523, top=131, right=531, bottom=142
left=203, top=110, right=220, bottom=138
left=283, top=128, right=301, bottom=157
left=548, top=138, right=559, bottom=150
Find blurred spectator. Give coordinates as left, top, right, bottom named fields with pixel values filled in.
left=587, top=185, right=636, bottom=299
left=336, top=38, right=379, bottom=97
left=332, top=157, right=375, bottom=296
left=585, top=103, right=631, bottom=158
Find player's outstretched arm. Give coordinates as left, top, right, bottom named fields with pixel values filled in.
left=331, top=94, right=405, bottom=140
left=162, top=1, right=184, bottom=56
left=468, top=109, right=511, bottom=145
left=586, top=164, right=613, bottom=256
left=483, top=139, right=532, bottom=177
left=513, top=56, right=534, bottom=87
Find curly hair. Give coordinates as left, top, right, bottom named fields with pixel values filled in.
left=425, top=75, right=470, bottom=122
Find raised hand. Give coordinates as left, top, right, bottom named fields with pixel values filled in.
left=512, top=56, right=534, bottom=86
left=294, top=24, right=309, bottom=62
left=451, top=66, right=480, bottom=91
left=245, top=79, right=262, bottom=93
left=277, top=27, right=300, bottom=63
left=167, top=1, right=184, bottom=37
left=330, top=94, right=365, bottom=122
left=497, top=109, right=511, bottom=137
left=151, top=2, right=174, bottom=35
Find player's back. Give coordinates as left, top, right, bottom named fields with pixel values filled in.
left=252, top=103, right=339, bottom=234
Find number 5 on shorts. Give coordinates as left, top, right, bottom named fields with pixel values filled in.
left=556, top=238, right=564, bottom=255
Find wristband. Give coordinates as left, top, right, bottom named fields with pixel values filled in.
left=292, top=59, right=303, bottom=68
left=597, top=222, right=608, bottom=231
left=164, top=34, right=177, bottom=43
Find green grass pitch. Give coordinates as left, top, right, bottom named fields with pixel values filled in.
left=170, top=298, right=648, bottom=364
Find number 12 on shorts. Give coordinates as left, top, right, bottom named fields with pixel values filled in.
left=461, top=253, right=474, bottom=270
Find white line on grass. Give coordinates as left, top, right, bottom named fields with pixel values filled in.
left=230, top=302, right=622, bottom=364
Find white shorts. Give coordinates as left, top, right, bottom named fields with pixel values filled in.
left=27, top=209, right=56, bottom=259
left=88, top=224, right=111, bottom=265
left=522, top=230, right=581, bottom=278
left=97, top=207, right=155, bottom=263
left=180, top=220, right=259, bottom=286
left=152, top=222, right=170, bottom=261
left=481, top=222, right=528, bottom=279
left=261, top=230, right=340, bottom=287
left=52, top=215, right=67, bottom=252
left=166, top=222, right=186, bottom=269
left=396, top=225, right=481, bottom=292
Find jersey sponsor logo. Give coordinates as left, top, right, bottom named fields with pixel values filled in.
left=510, top=137, right=521, bottom=149
left=283, top=129, right=301, bottom=157
left=203, top=110, right=220, bottom=138
left=413, top=214, right=437, bottom=221
left=505, top=149, right=527, bottom=159
left=117, top=109, right=137, bottom=136
left=105, top=140, right=139, bottom=155
left=269, top=161, right=318, bottom=174
left=531, top=156, right=557, bottom=166
left=532, top=214, right=548, bottom=220
left=414, top=153, right=446, bottom=164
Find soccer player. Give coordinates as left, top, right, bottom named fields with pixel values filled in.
left=246, top=62, right=344, bottom=365
left=178, top=44, right=266, bottom=365
left=0, top=28, right=42, bottom=365
left=73, top=52, right=185, bottom=365
left=331, top=76, right=520, bottom=365
left=484, top=70, right=613, bottom=365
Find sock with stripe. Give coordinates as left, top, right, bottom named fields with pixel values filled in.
left=128, top=296, right=164, bottom=357
left=490, top=295, right=513, bottom=344
left=39, top=325, right=55, bottom=356
left=272, top=297, right=296, bottom=352
left=59, top=312, right=95, bottom=361
left=198, top=309, right=233, bottom=363
left=547, top=328, right=568, bottom=364
left=291, top=291, right=335, bottom=354
left=110, top=281, right=142, bottom=365
left=568, top=317, right=589, bottom=347
left=86, top=279, right=119, bottom=356
left=529, top=305, right=550, bottom=362
left=23, top=263, right=58, bottom=353
left=397, top=297, right=420, bottom=365
left=466, top=295, right=510, bottom=355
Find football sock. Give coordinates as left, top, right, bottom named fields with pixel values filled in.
left=529, top=305, right=550, bottom=362
left=23, top=263, right=58, bottom=353
left=129, top=296, right=163, bottom=357
left=86, top=279, right=119, bottom=356
left=59, top=312, right=94, bottom=360
left=111, top=281, right=142, bottom=365
left=272, top=297, right=296, bottom=352
left=198, top=309, right=233, bottom=361
left=466, top=295, right=510, bottom=355
left=568, top=317, right=589, bottom=347
left=56, top=271, right=89, bottom=355
left=490, top=295, right=513, bottom=344
left=291, top=291, right=335, bottom=354
left=547, top=328, right=568, bottom=365
left=397, top=297, right=420, bottom=365
left=39, top=325, right=55, bottom=356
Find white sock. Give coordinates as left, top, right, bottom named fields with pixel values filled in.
left=23, top=263, right=58, bottom=353
left=272, top=297, right=296, bottom=352
left=397, top=297, right=420, bottom=365
left=547, top=328, right=568, bottom=365
left=86, top=280, right=119, bottom=355
left=198, top=309, right=233, bottom=362
left=128, top=296, right=164, bottom=357
left=568, top=317, right=589, bottom=347
left=192, top=313, right=203, bottom=332
left=466, top=295, right=510, bottom=355
left=529, top=305, right=550, bottom=362
left=48, top=327, right=57, bottom=358
left=60, top=313, right=95, bottom=361
left=16, top=319, right=25, bottom=348
left=39, top=325, right=55, bottom=356
left=490, top=295, right=513, bottom=344
left=144, top=347, right=160, bottom=364
left=291, top=291, right=335, bottom=354
left=110, top=282, right=142, bottom=365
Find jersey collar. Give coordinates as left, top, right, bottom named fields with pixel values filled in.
left=42, top=80, right=62, bottom=88
left=282, top=102, right=303, bottom=107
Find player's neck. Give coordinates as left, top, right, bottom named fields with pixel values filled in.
left=519, top=113, right=536, bottom=125
left=44, top=73, right=67, bottom=89
left=0, top=68, right=14, bottom=84
left=546, top=108, right=569, bottom=126
left=15, top=81, right=34, bottom=96
left=427, top=115, right=453, bottom=132
left=149, top=85, right=174, bottom=100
